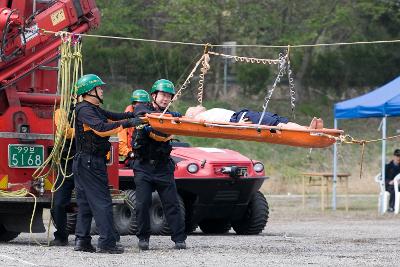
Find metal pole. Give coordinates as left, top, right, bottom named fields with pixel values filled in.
left=332, top=119, right=338, bottom=211
left=223, top=57, right=228, bottom=96
left=380, top=116, right=387, bottom=214
left=381, top=116, right=387, bottom=180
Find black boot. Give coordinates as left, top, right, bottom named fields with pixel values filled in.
left=97, top=245, right=124, bottom=254
left=174, top=241, right=186, bottom=250
left=74, top=239, right=96, bottom=253
left=138, top=239, right=149, bottom=250
left=50, top=239, right=68, bottom=246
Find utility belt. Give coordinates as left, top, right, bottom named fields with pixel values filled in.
left=77, top=141, right=110, bottom=157
left=134, top=156, right=172, bottom=168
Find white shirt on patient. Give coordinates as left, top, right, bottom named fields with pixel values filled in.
left=194, top=108, right=235, bottom=122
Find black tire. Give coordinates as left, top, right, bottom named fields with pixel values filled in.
left=114, top=190, right=137, bottom=235
left=0, top=224, right=20, bottom=242
left=232, top=191, right=269, bottom=235
left=150, top=192, right=185, bottom=235
left=64, top=212, right=99, bottom=235
left=64, top=191, right=137, bottom=236
left=199, top=219, right=231, bottom=234
left=65, top=212, right=77, bottom=235
left=183, top=201, right=198, bottom=234
left=185, top=222, right=198, bottom=234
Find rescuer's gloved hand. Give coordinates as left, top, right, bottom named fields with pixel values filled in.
left=143, top=125, right=152, bottom=133
left=168, top=111, right=182, bottom=117
left=127, top=151, right=134, bottom=159
left=122, top=117, right=143, bottom=128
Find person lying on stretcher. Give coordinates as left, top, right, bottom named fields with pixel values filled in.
left=185, top=106, right=324, bottom=130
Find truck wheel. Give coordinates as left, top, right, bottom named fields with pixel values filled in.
left=150, top=192, right=185, bottom=235
left=65, top=212, right=77, bottom=234
left=232, top=191, right=269, bottom=235
left=199, top=219, right=231, bottom=234
left=65, top=212, right=98, bottom=235
left=183, top=202, right=198, bottom=234
left=113, top=190, right=137, bottom=235
left=0, top=224, right=20, bottom=242
left=185, top=222, right=198, bottom=234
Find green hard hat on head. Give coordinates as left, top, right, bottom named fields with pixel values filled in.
left=131, top=89, right=150, bottom=103
left=150, top=79, right=175, bottom=95
left=76, top=74, right=106, bottom=96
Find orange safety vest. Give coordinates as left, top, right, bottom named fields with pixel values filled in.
left=118, top=105, right=135, bottom=157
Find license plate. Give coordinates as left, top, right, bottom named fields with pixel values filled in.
left=238, top=167, right=248, bottom=177
left=8, top=144, right=44, bottom=168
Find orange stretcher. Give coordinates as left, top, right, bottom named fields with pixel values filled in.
left=145, top=113, right=343, bottom=148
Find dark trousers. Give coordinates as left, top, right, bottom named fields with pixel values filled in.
left=387, top=184, right=400, bottom=209
left=51, top=159, right=74, bottom=241
left=133, top=159, right=186, bottom=242
left=73, top=152, right=118, bottom=249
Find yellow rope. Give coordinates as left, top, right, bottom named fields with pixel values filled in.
left=0, top=189, right=42, bottom=246
left=324, top=133, right=400, bottom=145
left=40, top=29, right=400, bottom=49
left=32, top=34, right=82, bottom=192
left=0, top=188, right=29, bottom=197
left=322, top=133, right=400, bottom=180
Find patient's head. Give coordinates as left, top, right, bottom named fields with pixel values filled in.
left=185, top=105, right=207, bottom=118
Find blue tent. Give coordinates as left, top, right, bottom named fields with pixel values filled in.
left=335, top=76, right=400, bottom=119
left=332, top=76, right=400, bottom=213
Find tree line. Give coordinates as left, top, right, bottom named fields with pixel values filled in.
left=82, top=0, right=400, bottom=101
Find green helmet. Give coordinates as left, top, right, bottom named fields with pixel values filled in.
left=76, top=74, right=106, bottom=96
left=150, top=79, right=175, bottom=95
left=130, top=89, right=150, bottom=103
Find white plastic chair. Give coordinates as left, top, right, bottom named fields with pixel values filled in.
left=374, top=173, right=389, bottom=214
left=393, top=174, right=400, bottom=214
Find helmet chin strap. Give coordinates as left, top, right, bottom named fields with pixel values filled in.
left=87, top=87, right=103, bottom=104
left=153, top=92, right=165, bottom=111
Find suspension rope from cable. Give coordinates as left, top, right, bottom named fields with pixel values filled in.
left=196, top=44, right=211, bottom=105
left=257, top=51, right=290, bottom=127
left=160, top=53, right=206, bottom=117
left=286, top=46, right=296, bottom=118
left=160, top=48, right=292, bottom=115
left=208, top=51, right=280, bottom=64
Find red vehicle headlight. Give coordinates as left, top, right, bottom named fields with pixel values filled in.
left=187, top=163, right=199, bottom=173
left=253, top=162, right=264, bottom=172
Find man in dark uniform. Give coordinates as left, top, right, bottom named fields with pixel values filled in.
left=132, top=79, right=186, bottom=250
left=73, top=74, right=141, bottom=253
left=385, top=149, right=400, bottom=212
left=118, top=89, right=151, bottom=166
left=50, top=103, right=76, bottom=246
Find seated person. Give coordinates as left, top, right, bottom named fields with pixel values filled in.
left=385, top=149, right=400, bottom=212
left=185, top=105, right=323, bottom=130
left=118, top=89, right=151, bottom=166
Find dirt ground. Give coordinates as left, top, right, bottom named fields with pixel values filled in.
left=1, top=195, right=399, bottom=266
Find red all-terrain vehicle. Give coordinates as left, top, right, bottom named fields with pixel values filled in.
left=116, top=141, right=269, bottom=235
left=65, top=140, right=269, bottom=236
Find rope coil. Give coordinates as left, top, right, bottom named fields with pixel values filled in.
left=33, top=34, right=83, bottom=193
